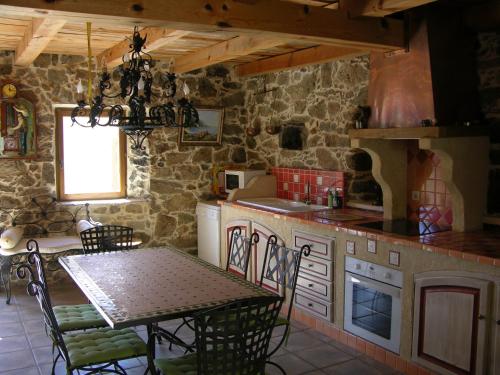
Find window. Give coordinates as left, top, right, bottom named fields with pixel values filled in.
left=55, top=108, right=126, bottom=201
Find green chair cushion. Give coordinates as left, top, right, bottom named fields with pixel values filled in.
left=275, top=316, right=289, bottom=327
left=53, top=304, right=107, bottom=332
left=65, top=327, right=147, bottom=369
left=155, top=353, right=269, bottom=375
left=155, top=353, right=198, bottom=375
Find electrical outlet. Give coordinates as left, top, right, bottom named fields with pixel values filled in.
left=293, top=192, right=300, bottom=201
left=293, top=174, right=299, bottom=183
left=367, top=239, right=377, bottom=254
left=411, top=191, right=420, bottom=201
left=389, top=251, right=400, bottom=266
left=316, top=176, right=323, bottom=185
left=283, top=182, right=288, bottom=191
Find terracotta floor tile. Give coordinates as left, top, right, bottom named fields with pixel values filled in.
left=0, top=349, right=36, bottom=372
left=295, top=344, right=354, bottom=368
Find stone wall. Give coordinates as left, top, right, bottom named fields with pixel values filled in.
left=0, top=53, right=246, bottom=248
left=238, top=55, right=377, bottom=203
left=477, top=32, right=500, bottom=214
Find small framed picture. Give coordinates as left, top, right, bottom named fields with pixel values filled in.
left=178, top=106, right=224, bottom=146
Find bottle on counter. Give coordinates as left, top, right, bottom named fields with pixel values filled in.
left=327, top=188, right=334, bottom=209
left=332, top=188, right=343, bottom=208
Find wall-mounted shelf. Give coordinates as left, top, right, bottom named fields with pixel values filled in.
left=348, top=127, right=488, bottom=140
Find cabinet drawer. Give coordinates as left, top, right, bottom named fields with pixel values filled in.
left=300, top=256, right=333, bottom=281
left=292, top=229, right=334, bottom=260
left=297, top=273, right=333, bottom=301
left=295, top=291, right=333, bottom=321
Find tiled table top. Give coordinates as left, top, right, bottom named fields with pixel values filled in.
left=223, top=201, right=500, bottom=267
left=59, top=246, right=272, bottom=329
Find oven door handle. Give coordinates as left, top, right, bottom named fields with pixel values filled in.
left=346, top=272, right=401, bottom=298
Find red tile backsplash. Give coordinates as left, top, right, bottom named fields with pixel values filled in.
left=271, top=167, right=345, bottom=206
left=407, top=144, right=453, bottom=226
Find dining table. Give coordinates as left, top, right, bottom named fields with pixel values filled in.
left=58, top=246, right=274, bottom=372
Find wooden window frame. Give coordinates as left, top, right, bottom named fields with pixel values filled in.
left=55, top=108, right=127, bottom=201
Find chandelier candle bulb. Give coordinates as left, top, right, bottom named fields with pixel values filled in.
left=183, top=82, right=190, bottom=97
left=137, top=76, right=145, bottom=91
left=76, top=79, right=83, bottom=94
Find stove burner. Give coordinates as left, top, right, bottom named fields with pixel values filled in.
left=356, top=219, right=450, bottom=236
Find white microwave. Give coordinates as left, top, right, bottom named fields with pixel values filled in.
left=224, top=170, right=266, bottom=193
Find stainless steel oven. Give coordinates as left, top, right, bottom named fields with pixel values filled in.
left=344, top=256, right=403, bottom=354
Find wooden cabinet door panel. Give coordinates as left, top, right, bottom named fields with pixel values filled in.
left=413, top=276, right=491, bottom=375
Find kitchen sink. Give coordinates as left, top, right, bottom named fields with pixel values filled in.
left=237, top=198, right=328, bottom=213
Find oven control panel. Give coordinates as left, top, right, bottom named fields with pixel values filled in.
left=345, top=256, right=403, bottom=288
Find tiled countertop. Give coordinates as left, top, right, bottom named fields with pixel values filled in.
left=222, top=201, right=500, bottom=267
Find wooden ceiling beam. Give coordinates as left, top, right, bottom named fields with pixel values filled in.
left=0, top=0, right=404, bottom=51
left=174, top=35, right=285, bottom=74
left=14, top=17, right=65, bottom=66
left=98, top=28, right=190, bottom=69
left=340, top=0, right=437, bottom=17
left=236, top=44, right=365, bottom=77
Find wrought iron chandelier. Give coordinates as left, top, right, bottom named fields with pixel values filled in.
left=71, top=26, right=199, bottom=150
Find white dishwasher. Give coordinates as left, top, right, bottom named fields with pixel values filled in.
left=196, top=201, right=221, bottom=267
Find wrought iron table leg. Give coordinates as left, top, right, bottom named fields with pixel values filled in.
left=146, top=323, right=156, bottom=375
left=0, top=256, right=12, bottom=305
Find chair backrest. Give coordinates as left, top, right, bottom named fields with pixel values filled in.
left=226, top=226, right=259, bottom=278
left=194, top=295, right=283, bottom=375
left=80, top=224, right=133, bottom=254
left=259, top=235, right=310, bottom=321
left=16, top=240, right=71, bottom=364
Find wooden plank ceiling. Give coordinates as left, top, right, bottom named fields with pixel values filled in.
left=0, top=0, right=436, bottom=76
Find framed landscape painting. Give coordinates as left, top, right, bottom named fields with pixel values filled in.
left=178, top=107, right=224, bottom=146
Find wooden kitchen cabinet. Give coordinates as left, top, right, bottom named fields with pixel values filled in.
left=412, top=274, right=494, bottom=375
left=292, top=229, right=335, bottom=322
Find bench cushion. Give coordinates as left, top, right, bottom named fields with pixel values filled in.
left=65, top=327, right=146, bottom=369
left=0, top=236, right=82, bottom=256
left=53, top=304, right=107, bottom=332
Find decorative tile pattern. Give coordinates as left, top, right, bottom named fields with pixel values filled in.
left=271, top=167, right=345, bottom=205
left=59, top=247, right=271, bottom=328
left=407, top=146, right=453, bottom=227
left=226, top=202, right=500, bottom=266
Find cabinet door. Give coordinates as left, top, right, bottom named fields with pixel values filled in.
left=412, top=276, right=491, bottom=375
left=251, top=222, right=284, bottom=295
left=224, top=219, right=251, bottom=278
left=492, top=283, right=500, bottom=375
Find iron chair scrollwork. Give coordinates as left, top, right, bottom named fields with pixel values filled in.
left=150, top=295, right=284, bottom=375
left=169, top=225, right=259, bottom=350
left=80, top=225, right=134, bottom=254
left=16, top=239, right=147, bottom=375
left=226, top=226, right=259, bottom=278
left=259, top=234, right=311, bottom=375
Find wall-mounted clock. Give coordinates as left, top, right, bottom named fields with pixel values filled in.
left=1, top=82, right=17, bottom=99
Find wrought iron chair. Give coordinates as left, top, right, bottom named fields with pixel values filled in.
left=169, top=226, right=259, bottom=349
left=259, top=235, right=311, bottom=375
left=226, top=226, right=259, bottom=278
left=12, top=240, right=107, bottom=333
left=17, top=239, right=147, bottom=375
left=80, top=225, right=134, bottom=254
left=151, top=295, right=283, bottom=375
